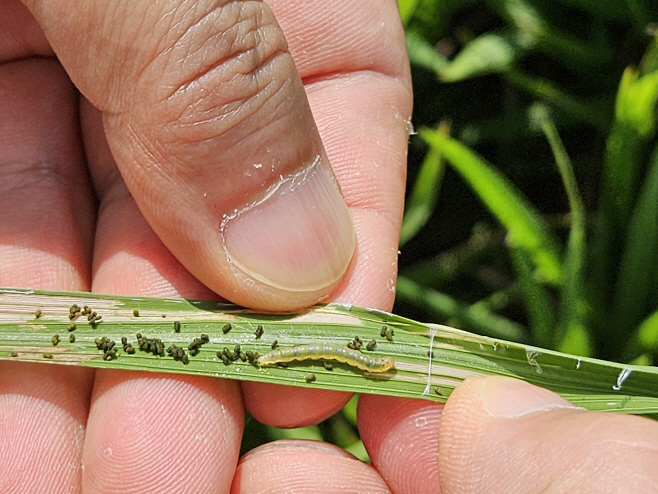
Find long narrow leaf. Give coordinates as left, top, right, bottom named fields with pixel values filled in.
left=610, top=144, right=658, bottom=354
left=400, top=124, right=446, bottom=246
left=421, top=128, right=563, bottom=285
left=396, top=276, right=527, bottom=341
left=397, top=0, right=420, bottom=25
left=508, top=246, right=555, bottom=348
left=405, top=30, right=449, bottom=75
left=440, top=33, right=519, bottom=82
left=3, top=288, right=658, bottom=414
left=593, top=68, right=658, bottom=354
left=505, top=70, right=609, bottom=130
left=401, top=223, right=501, bottom=287
left=531, top=105, right=590, bottom=355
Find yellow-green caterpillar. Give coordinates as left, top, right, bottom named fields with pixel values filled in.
left=257, top=344, right=395, bottom=373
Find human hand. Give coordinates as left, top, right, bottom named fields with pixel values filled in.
left=226, top=378, right=658, bottom=493
left=1, top=0, right=410, bottom=491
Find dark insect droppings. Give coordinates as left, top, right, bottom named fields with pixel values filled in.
left=347, top=337, right=363, bottom=350
left=305, top=374, right=316, bottom=383
left=166, top=344, right=188, bottom=364
left=95, top=337, right=116, bottom=352
left=174, top=321, right=181, bottom=333
left=136, top=335, right=164, bottom=357
left=69, top=304, right=80, bottom=317
left=222, top=323, right=232, bottom=334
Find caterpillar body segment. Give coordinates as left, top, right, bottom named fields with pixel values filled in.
left=257, top=344, right=395, bottom=373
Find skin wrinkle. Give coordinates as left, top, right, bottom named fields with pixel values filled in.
left=94, top=4, right=149, bottom=112
left=121, top=65, right=313, bottom=211
left=172, top=60, right=290, bottom=138
left=154, top=2, right=284, bottom=103
left=166, top=10, right=274, bottom=95
left=0, top=160, right=72, bottom=196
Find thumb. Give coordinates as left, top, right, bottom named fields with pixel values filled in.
left=22, top=0, right=355, bottom=310
left=439, top=376, right=658, bottom=494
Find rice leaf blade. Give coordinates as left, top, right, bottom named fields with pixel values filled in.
left=2, top=287, right=658, bottom=415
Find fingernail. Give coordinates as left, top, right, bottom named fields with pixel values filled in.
left=221, top=157, right=355, bottom=292
left=478, top=376, right=580, bottom=418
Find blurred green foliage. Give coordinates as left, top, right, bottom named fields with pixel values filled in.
left=396, top=0, right=658, bottom=365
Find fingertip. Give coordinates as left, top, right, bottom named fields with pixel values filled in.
left=439, top=376, right=658, bottom=494
left=83, top=371, right=243, bottom=493
left=233, top=440, right=390, bottom=494
left=241, top=381, right=351, bottom=428
left=358, top=395, right=442, bottom=494
left=449, top=375, right=579, bottom=419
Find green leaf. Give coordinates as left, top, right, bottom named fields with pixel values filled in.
left=616, top=68, right=658, bottom=137
left=396, top=276, right=528, bottom=342
left=488, top=0, right=612, bottom=67
left=401, top=223, right=499, bottom=287
left=397, top=0, right=420, bottom=25
left=421, top=128, right=563, bottom=285
left=505, top=70, right=609, bottom=130
left=611, top=144, right=658, bottom=353
left=406, top=30, right=448, bottom=75
left=267, top=425, right=323, bottom=442
left=640, top=36, right=658, bottom=76
left=530, top=104, right=590, bottom=355
left=440, top=33, right=519, bottom=82
left=508, top=246, right=555, bottom=349
left=400, top=125, right=446, bottom=246
left=630, top=309, right=658, bottom=358
left=3, top=287, right=658, bottom=415
left=592, top=68, right=658, bottom=353
left=549, top=0, right=647, bottom=22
